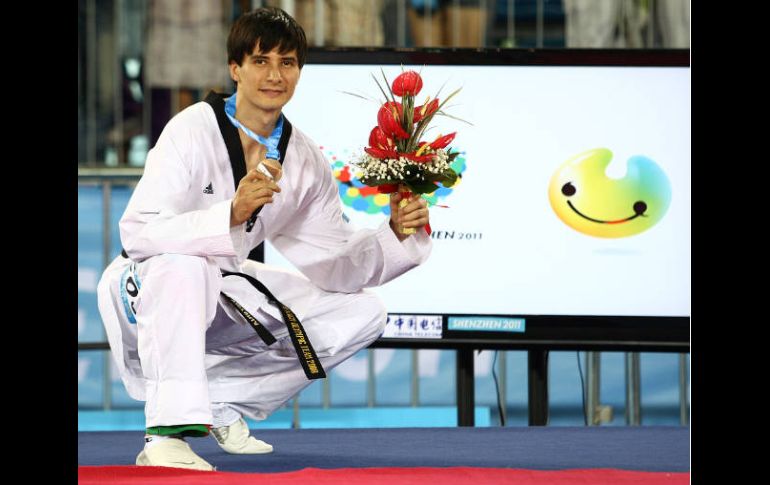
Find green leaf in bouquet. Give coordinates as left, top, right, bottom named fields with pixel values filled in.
left=403, top=163, right=421, bottom=176
left=437, top=87, right=462, bottom=111
left=421, top=170, right=444, bottom=184
left=371, top=72, right=394, bottom=105
left=439, top=168, right=458, bottom=188
left=339, top=90, right=380, bottom=105
left=409, top=89, right=461, bottom=148
left=380, top=68, right=397, bottom=104
left=405, top=180, right=441, bottom=195
left=403, top=94, right=414, bottom=136
left=435, top=110, right=474, bottom=126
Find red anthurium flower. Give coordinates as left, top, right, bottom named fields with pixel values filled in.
left=368, top=126, right=394, bottom=150
left=392, top=71, right=424, bottom=97
left=413, top=98, right=439, bottom=123
left=377, top=102, right=410, bottom=139
left=402, top=152, right=436, bottom=163
left=429, top=132, right=456, bottom=149
left=377, top=184, right=399, bottom=194
left=365, top=146, right=400, bottom=159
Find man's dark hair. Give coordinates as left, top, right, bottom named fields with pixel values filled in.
left=227, top=7, right=307, bottom=68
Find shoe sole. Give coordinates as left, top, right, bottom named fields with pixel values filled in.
left=136, top=450, right=148, bottom=466
left=135, top=449, right=215, bottom=470
left=219, top=445, right=274, bottom=455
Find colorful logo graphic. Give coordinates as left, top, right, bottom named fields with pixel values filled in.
left=548, top=148, right=672, bottom=238
left=327, top=147, right=468, bottom=215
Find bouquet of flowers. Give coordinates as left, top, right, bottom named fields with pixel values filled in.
left=353, top=69, right=464, bottom=234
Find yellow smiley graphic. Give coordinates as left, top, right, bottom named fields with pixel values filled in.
left=548, top=148, right=672, bottom=238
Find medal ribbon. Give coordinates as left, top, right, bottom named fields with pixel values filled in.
left=224, top=94, right=283, bottom=160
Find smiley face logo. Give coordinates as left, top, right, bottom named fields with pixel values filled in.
left=548, top=148, right=672, bottom=238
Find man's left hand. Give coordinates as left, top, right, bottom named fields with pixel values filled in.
left=389, top=193, right=430, bottom=242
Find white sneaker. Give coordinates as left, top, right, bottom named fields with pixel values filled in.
left=135, top=437, right=215, bottom=471
left=211, top=417, right=274, bottom=454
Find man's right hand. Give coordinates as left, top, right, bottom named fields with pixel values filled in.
left=230, top=168, right=282, bottom=227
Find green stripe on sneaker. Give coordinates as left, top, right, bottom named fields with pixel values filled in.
left=146, top=424, right=210, bottom=437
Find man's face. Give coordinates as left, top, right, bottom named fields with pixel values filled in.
left=230, top=43, right=300, bottom=114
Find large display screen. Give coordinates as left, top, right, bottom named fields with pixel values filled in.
left=267, top=51, right=690, bottom=318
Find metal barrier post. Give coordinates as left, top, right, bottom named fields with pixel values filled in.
left=411, top=349, right=419, bottom=407
left=679, top=353, right=689, bottom=425
left=456, top=348, right=474, bottom=426
left=625, top=352, right=641, bottom=425
left=586, top=351, right=600, bottom=425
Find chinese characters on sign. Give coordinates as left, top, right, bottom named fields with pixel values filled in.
left=382, top=314, right=443, bottom=339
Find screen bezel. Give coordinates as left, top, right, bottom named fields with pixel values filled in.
left=290, top=48, right=691, bottom=350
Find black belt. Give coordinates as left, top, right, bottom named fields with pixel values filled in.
left=220, top=270, right=326, bottom=380
left=119, top=250, right=325, bottom=380
left=220, top=291, right=277, bottom=346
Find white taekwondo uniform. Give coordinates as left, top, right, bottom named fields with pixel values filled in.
left=97, top=93, right=432, bottom=428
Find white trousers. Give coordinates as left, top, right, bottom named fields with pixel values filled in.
left=97, top=253, right=387, bottom=428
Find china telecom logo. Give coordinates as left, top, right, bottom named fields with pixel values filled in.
left=326, top=146, right=468, bottom=215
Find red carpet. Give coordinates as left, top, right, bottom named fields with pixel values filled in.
left=78, top=466, right=689, bottom=484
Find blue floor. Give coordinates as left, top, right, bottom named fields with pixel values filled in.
left=78, top=426, right=689, bottom=473
left=78, top=406, right=492, bottom=431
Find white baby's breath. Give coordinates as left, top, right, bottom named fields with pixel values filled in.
left=353, top=148, right=452, bottom=182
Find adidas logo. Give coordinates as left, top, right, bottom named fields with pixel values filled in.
left=203, top=183, right=214, bottom=194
